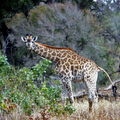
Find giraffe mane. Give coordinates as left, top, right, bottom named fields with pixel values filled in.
left=35, top=42, right=77, bottom=54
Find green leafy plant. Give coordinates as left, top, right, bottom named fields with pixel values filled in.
left=37, top=82, right=75, bottom=119
left=32, top=58, right=52, bottom=80
left=0, top=54, right=11, bottom=74
left=0, top=56, right=75, bottom=118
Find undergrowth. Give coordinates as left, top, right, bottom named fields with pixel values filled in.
left=0, top=54, right=119, bottom=120
left=0, top=54, right=75, bottom=120
left=51, top=100, right=120, bottom=120
left=0, top=100, right=120, bottom=120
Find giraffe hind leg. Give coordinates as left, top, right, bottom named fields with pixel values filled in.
left=88, top=91, right=98, bottom=112
left=89, top=100, right=93, bottom=112
left=84, top=80, right=98, bottom=112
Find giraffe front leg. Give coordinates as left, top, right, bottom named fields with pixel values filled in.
left=60, top=78, right=74, bottom=106
left=60, top=80, right=67, bottom=106
left=65, top=79, right=74, bottom=105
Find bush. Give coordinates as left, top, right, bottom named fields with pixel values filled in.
left=0, top=54, right=11, bottom=74
left=0, top=56, right=75, bottom=118
left=32, top=58, right=52, bottom=81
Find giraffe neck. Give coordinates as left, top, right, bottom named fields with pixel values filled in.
left=33, top=42, right=77, bottom=64
left=33, top=42, right=61, bottom=62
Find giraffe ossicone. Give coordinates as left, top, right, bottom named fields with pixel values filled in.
left=21, top=34, right=114, bottom=112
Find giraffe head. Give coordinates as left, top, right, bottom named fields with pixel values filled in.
left=21, top=34, right=38, bottom=50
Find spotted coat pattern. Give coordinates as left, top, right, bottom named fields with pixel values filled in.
left=21, top=34, right=113, bottom=112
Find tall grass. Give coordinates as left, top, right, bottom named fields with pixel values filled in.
left=1, top=100, right=120, bottom=120
left=51, top=100, right=120, bottom=120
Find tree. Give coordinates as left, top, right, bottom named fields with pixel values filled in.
left=72, top=0, right=97, bottom=10
left=7, top=2, right=100, bottom=56
left=6, top=2, right=116, bottom=84
left=0, top=0, right=42, bottom=65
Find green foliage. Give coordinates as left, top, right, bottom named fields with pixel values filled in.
left=0, top=54, right=11, bottom=74
left=32, top=58, right=52, bottom=80
left=0, top=55, right=75, bottom=117
left=38, top=82, right=75, bottom=118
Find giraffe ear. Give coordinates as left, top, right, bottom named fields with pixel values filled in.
left=21, top=36, right=26, bottom=42
left=33, top=36, right=38, bottom=41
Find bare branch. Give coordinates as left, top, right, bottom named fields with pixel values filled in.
left=73, top=79, right=120, bottom=100
left=103, top=79, right=120, bottom=91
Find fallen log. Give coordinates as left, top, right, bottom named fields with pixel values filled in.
left=73, top=92, right=110, bottom=100
left=73, top=92, right=87, bottom=99
left=73, top=79, right=120, bottom=100
left=61, top=79, right=120, bottom=102
left=102, top=79, right=120, bottom=91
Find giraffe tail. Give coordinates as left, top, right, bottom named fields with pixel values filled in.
left=98, top=66, right=118, bottom=100
left=98, top=66, right=114, bottom=86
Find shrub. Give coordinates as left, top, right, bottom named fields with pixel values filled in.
left=0, top=56, right=75, bottom=118
left=32, top=58, right=52, bottom=81
left=0, top=54, right=11, bottom=74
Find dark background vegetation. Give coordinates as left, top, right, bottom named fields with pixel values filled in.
left=0, top=0, right=120, bottom=90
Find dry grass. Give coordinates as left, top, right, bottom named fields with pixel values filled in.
left=51, top=100, right=120, bottom=120
left=0, top=99, right=120, bottom=120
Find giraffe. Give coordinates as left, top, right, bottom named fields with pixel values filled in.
left=21, top=34, right=115, bottom=112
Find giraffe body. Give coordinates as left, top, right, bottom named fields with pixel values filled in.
left=21, top=34, right=113, bottom=112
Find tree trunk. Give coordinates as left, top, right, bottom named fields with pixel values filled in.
left=1, top=22, right=12, bottom=62
left=46, top=0, right=55, bottom=4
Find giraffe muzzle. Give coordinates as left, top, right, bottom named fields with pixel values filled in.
left=27, top=47, right=31, bottom=50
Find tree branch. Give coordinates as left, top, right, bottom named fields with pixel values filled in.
left=103, top=79, right=120, bottom=91
left=72, top=79, right=120, bottom=100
